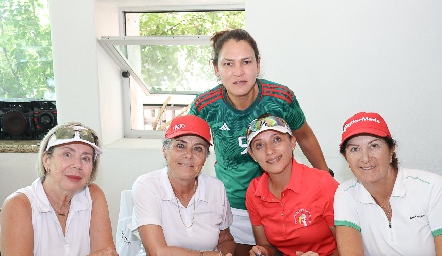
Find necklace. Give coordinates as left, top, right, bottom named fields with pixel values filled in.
left=55, top=202, right=71, bottom=217
left=48, top=196, right=71, bottom=217
left=175, top=180, right=197, bottom=228
left=43, top=186, right=72, bottom=218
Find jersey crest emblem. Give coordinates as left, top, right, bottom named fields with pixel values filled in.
left=293, top=209, right=312, bottom=227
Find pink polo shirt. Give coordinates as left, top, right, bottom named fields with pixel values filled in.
left=246, top=159, right=338, bottom=256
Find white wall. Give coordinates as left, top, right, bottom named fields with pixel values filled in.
left=1, top=0, right=441, bottom=242
left=246, top=0, right=442, bottom=182
left=0, top=153, right=38, bottom=205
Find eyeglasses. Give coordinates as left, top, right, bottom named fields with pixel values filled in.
left=54, top=126, right=98, bottom=145
left=246, top=116, right=289, bottom=137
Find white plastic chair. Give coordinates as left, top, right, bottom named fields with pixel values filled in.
left=115, top=190, right=145, bottom=256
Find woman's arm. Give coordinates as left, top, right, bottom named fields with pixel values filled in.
left=139, top=224, right=225, bottom=256
left=88, top=184, right=118, bottom=256
left=329, top=226, right=338, bottom=256
left=249, top=225, right=278, bottom=256
left=216, top=228, right=235, bottom=255
left=435, top=235, right=442, bottom=256
left=292, top=122, right=328, bottom=171
left=0, top=194, right=34, bottom=256
left=335, top=226, right=364, bottom=256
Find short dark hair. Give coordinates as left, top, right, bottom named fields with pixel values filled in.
left=340, top=135, right=399, bottom=170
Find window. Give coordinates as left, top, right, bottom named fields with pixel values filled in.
left=99, top=7, right=245, bottom=135
left=0, top=0, right=55, bottom=100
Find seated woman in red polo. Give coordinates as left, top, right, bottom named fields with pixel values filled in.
left=245, top=114, right=339, bottom=256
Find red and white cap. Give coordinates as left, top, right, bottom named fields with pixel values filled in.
left=340, top=112, right=391, bottom=146
left=165, top=115, right=212, bottom=145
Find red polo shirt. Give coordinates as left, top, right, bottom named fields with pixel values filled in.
left=246, top=159, right=339, bottom=256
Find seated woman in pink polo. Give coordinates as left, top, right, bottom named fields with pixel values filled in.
left=245, top=114, right=339, bottom=256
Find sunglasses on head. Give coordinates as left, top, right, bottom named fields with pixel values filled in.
left=246, top=116, right=289, bottom=137
left=54, top=126, right=98, bottom=145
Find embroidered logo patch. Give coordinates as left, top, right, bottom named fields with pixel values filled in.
left=294, top=209, right=312, bottom=227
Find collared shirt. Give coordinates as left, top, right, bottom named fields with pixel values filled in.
left=13, top=178, right=92, bottom=256
left=246, top=159, right=338, bottom=256
left=130, top=167, right=232, bottom=251
left=334, top=168, right=442, bottom=256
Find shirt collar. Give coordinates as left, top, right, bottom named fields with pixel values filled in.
left=253, top=158, right=302, bottom=198
left=34, top=178, right=90, bottom=214
left=287, top=158, right=303, bottom=193
left=391, top=167, right=406, bottom=197
left=160, top=167, right=208, bottom=204
left=351, top=167, right=405, bottom=204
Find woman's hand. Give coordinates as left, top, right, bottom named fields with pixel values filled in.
left=296, top=251, right=319, bottom=256
left=249, top=245, right=268, bottom=256
left=88, top=246, right=119, bottom=256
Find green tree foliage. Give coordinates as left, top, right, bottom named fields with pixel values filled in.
left=0, top=0, right=54, bottom=99
left=137, top=11, right=245, bottom=93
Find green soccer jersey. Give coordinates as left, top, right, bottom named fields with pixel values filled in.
left=189, top=79, right=306, bottom=210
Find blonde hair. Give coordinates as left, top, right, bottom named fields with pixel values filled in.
left=36, top=121, right=101, bottom=184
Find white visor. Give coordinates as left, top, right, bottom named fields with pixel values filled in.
left=45, top=126, right=102, bottom=156
left=246, top=116, right=293, bottom=147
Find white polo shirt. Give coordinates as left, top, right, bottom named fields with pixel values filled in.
left=14, top=178, right=92, bottom=256
left=130, top=167, right=232, bottom=251
left=334, top=168, right=442, bottom=256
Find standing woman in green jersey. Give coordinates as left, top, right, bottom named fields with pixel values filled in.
left=188, top=29, right=331, bottom=255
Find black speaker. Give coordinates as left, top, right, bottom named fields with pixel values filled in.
left=33, top=100, right=57, bottom=140
left=0, top=99, right=35, bottom=140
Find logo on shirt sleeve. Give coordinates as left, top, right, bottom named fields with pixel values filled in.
left=294, top=209, right=312, bottom=227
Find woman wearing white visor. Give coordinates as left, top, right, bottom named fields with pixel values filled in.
left=1, top=122, right=117, bottom=256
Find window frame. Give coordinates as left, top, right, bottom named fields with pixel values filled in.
left=98, top=35, right=212, bottom=95
left=98, top=5, right=245, bottom=138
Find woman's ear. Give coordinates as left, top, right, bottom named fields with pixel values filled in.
left=290, top=134, right=297, bottom=150
left=213, top=62, right=220, bottom=77
left=341, top=152, right=347, bottom=161
left=42, top=152, right=50, bottom=172
left=248, top=148, right=257, bottom=162
left=391, top=145, right=396, bottom=154
left=162, top=146, right=167, bottom=158
left=390, top=145, right=396, bottom=163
